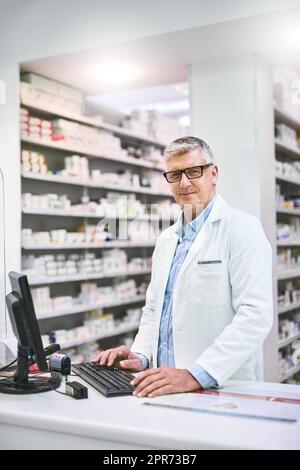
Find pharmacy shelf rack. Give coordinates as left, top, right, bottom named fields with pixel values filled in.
left=21, top=171, right=172, bottom=198
left=277, top=268, right=300, bottom=280
left=20, top=78, right=173, bottom=364
left=22, top=208, right=175, bottom=222
left=28, top=268, right=151, bottom=286
left=278, top=301, right=300, bottom=315
left=58, top=321, right=140, bottom=350
left=275, top=105, right=300, bottom=385
left=279, top=364, right=300, bottom=383
left=21, top=135, right=165, bottom=172
left=276, top=172, right=300, bottom=186
left=36, top=294, right=146, bottom=320
left=22, top=240, right=156, bottom=251
left=275, top=139, right=300, bottom=159
left=21, top=92, right=167, bottom=148
left=278, top=332, right=300, bottom=350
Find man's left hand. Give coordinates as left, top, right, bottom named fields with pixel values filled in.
left=131, top=367, right=201, bottom=398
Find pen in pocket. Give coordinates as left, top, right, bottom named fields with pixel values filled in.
left=197, top=260, right=222, bottom=265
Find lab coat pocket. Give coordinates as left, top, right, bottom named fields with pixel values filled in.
left=189, top=261, right=228, bottom=307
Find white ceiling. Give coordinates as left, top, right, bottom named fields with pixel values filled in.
left=21, top=6, right=300, bottom=97
left=18, top=5, right=300, bottom=118
left=3, top=0, right=300, bottom=65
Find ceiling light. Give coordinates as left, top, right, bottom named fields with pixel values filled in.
left=89, top=62, right=139, bottom=85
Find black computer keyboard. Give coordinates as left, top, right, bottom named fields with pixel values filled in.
left=72, top=362, right=135, bottom=397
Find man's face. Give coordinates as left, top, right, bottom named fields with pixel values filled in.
left=165, top=150, right=218, bottom=212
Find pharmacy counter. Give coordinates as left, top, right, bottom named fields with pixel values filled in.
left=0, top=378, right=300, bottom=450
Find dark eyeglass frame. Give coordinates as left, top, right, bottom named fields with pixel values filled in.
left=163, top=163, right=213, bottom=183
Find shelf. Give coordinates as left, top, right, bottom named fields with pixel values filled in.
left=275, top=173, right=300, bottom=186
left=28, top=268, right=151, bottom=286
left=278, top=301, right=300, bottom=315
left=279, top=364, right=300, bottom=383
left=22, top=240, right=156, bottom=250
left=23, top=208, right=105, bottom=219
left=277, top=268, right=300, bottom=280
left=22, top=208, right=174, bottom=222
left=278, top=332, right=300, bottom=349
left=277, top=240, right=300, bottom=247
left=59, top=321, right=140, bottom=350
left=22, top=135, right=165, bottom=171
left=21, top=172, right=172, bottom=197
left=37, top=294, right=146, bottom=320
left=21, top=93, right=167, bottom=148
left=276, top=207, right=300, bottom=216
left=275, top=139, right=300, bottom=159
left=274, top=107, right=300, bottom=131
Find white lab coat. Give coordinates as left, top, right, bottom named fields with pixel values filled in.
left=131, top=194, right=273, bottom=386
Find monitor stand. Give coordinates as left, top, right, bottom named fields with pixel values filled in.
left=0, top=343, right=60, bottom=394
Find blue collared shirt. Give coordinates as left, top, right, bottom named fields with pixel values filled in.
left=136, top=196, right=218, bottom=389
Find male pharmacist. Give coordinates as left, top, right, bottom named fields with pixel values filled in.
left=95, top=136, right=273, bottom=398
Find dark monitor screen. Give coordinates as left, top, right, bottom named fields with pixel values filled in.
left=7, top=271, right=47, bottom=371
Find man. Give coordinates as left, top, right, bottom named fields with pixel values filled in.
left=94, top=136, right=273, bottom=398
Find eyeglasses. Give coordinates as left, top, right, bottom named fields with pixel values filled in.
left=163, top=164, right=213, bottom=183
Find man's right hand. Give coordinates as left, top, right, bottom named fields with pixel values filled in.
left=93, top=345, right=144, bottom=372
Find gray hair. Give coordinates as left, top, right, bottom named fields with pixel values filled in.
left=164, top=136, right=216, bottom=164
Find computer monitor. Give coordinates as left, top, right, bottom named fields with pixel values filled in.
left=0, top=271, right=59, bottom=394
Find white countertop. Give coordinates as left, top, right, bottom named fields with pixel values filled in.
left=0, top=378, right=300, bottom=450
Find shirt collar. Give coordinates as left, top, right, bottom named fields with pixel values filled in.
left=175, top=194, right=217, bottom=241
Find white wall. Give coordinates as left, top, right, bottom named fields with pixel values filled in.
left=0, top=63, right=21, bottom=339
left=1, top=0, right=300, bottom=65
left=189, top=55, right=268, bottom=216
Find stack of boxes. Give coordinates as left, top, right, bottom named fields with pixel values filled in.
left=20, top=108, right=52, bottom=141
left=21, top=74, right=84, bottom=116
left=276, top=184, right=300, bottom=210
left=277, top=280, right=300, bottom=308
left=51, top=118, right=128, bottom=160
left=64, top=155, right=89, bottom=180
left=23, top=251, right=151, bottom=280
left=21, top=149, right=48, bottom=174
left=277, top=247, right=300, bottom=272
left=273, top=67, right=300, bottom=120
left=276, top=221, right=300, bottom=242
left=41, top=304, right=142, bottom=354
left=22, top=189, right=178, bottom=221
left=32, top=278, right=145, bottom=316
left=22, top=149, right=169, bottom=193
left=122, top=110, right=184, bottom=144
left=275, top=123, right=299, bottom=149
left=279, top=315, right=300, bottom=341
left=275, top=160, right=300, bottom=180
